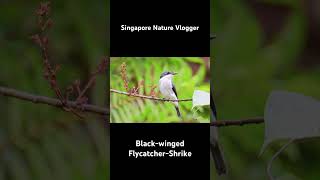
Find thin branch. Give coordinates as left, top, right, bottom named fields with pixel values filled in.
left=0, top=86, right=107, bottom=116
left=31, top=2, right=109, bottom=119
left=211, top=117, right=264, bottom=127
left=75, top=57, right=108, bottom=103
left=32, top=2, right=84, bottom=118
left=110, top=89, right=193, bottom=102
left=0, top=86, right=265, bottom=126
left=267, top=138, right=295, bottom=180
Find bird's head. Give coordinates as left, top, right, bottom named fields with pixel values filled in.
left=160, top=71, right=178, bottom=79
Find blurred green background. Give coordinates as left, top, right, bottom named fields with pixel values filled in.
left=0, top=1, right=108, bottom=180
left=110, top=57, right=210, bottom=123
left=212, top=0, right=320, bottom=179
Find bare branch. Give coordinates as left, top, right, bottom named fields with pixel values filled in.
left=75, top=57, right=108, bottom=103
left=0, top=86, right=265, bottom=127
left=0, top=86, right=108, bottom=116
left=31, top=2, right=108, bottom=119
left=110, top=89, right=193, bottom=102
left=211, top=117, right=264, bottom=127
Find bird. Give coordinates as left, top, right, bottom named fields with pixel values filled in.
left=210, top=90, right=227, bottom=175
left=210, top=34, right=227, bottom=175
left=159, top=71, right=181, bottom=118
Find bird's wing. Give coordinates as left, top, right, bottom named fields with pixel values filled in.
left=210, top=93, right=217, bottom=119
left=172, top=84, right=178, bottom=98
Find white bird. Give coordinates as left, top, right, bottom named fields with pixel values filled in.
left=159, top=71, right=181, bottom=118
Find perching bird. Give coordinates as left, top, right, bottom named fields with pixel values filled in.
left=159, top=71, right=181, bottom=118
left=210, top=90, right=227, bottom=175
left=210, top=34, right=227, bottom=175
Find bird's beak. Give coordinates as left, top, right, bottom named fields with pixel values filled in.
left=210, top=34, right=216, bottom=40
left=172, top=72, right=178, bottom=75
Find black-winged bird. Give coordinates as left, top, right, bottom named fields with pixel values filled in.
left=159, top=71, right=181, bottom=118
left=210, top=34, right=227, bottom=175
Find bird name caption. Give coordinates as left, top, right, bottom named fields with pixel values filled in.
left=128, top=140, right=192, bottom=158
left=121, top=25, right=200, bottom=32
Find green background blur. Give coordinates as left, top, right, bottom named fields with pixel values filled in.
left=0, top=1, right=108, bottom=180
left=212, top=0, right=320, bottom=179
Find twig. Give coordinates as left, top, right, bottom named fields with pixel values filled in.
left=75, top=57, right=108, bottom=103
left=0, top=86, right=107, bottom=116
left=31, top=2, right=84, bottom=118
left=31, top=2, right=108, bottom=119
left=267, top=138, right=295, bottom=180
left=120, top=62, right=129, bottom=92
left=110, top=89, right=193, bottom=102
left=211, top=117, right=264, bottom=127
left=110, top=89, right=264, bottom=126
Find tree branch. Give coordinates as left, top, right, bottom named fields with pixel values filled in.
left=0, top=86, right=265, bottom=126
left=211, top=117, right=264, bottom=127
left=0, top=86, right=108, bottom=116
left=110, top=89, right=193, bottom=102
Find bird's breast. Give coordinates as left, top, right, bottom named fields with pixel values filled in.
left=159, top=78, right=173, bottom=97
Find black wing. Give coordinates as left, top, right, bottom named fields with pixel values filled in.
left=210, top=91, right=217, bottom=118
left=172, top=84, right=178, bottom=98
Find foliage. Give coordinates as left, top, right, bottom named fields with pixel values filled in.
left=110, top=57, right=210, bottom=123
left=212, top=0, right=320, bottom=179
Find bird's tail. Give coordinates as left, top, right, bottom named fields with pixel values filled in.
left=210, top=141, right=227, bottom=175
left=174, top=106, right=181, bottom=118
